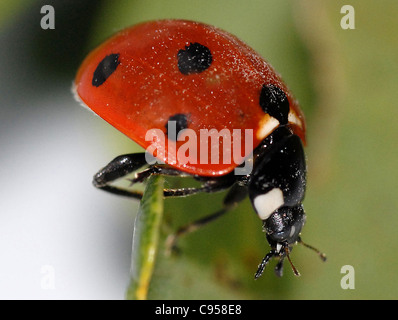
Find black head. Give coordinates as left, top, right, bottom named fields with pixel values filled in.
left=265, top=205, right=305, bottom=248
left=254, top=205, right=305, bottom=278
left=254, top=205, right=326, bottom=278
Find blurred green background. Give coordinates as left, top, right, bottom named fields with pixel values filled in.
left=1, top=0, right=397, bottom=299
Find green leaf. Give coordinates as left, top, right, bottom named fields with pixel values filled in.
left=126, top=175, right=164, bottom=300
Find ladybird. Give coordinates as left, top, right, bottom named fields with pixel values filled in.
left=74, top=19, right=326, bottom=278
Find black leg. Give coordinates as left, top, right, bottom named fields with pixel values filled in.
left=93, top=153, right=196, bottom=199
left=131, top=165, right=192, bottom=184
left=255, top=250, right=277, bottom=279
left=93, top=153, right=148, bottom=188
left=166, top=183, right=248, bottom=252
left=92, top=153, right=147, bottom=198
left=93, top=151, right=245, bottom=200
left=162, top=172, right=241, bottom=198
left=93, top=153, right=192, bottom=188
left=97, top=185, right=144, bottom=200
left=163, top=187, right=207, bottom=197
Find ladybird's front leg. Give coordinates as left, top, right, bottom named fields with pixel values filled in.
left=93, top=153, right=193, bottom=198
left=93, top=154, right=222, bottom=199
left=93, top=153, right=149, bottom=199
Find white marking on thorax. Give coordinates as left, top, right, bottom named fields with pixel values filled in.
left=288, top=111, right=303, bottom=128
left=253, top=188, right=284, bottom=220
left=256, top=115, right=279, bottom=140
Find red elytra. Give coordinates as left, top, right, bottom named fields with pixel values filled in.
left=74, top=19, right=305, bottom=177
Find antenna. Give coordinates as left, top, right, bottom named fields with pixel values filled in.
left=255, top=239, right=326, bottom=279
left=298, top=237, right=327, bottom=262
left=284, top=246, right=301, bottom=276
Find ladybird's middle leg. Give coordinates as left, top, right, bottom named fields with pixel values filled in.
left=166, top=183, right=248, bottom=253
left=132, top=165, right=210, bottom=198
left=162, top=171, right=238, bottom=198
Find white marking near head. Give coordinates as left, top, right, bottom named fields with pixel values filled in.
left=253, top=188, right=284, bottom=220
left=256, top=115, right=280, bottom=140
left=276, top=243, right=283, bottom=253
left=288, top=111, right=302, bottom=128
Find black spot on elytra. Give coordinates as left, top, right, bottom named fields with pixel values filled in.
left=259, top=84, right=290, bottom=125
left=165, top=114, right=189, bottom=141
left=177, top=42, right=212, bottom=75
left=92, top=53, right=120, bottom=87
